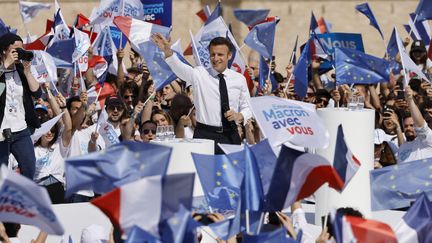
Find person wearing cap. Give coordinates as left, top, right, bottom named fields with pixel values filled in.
left=152, top=33, right=251, bottom=154
left=397, top=87, right=432, bottom=163
left=409, top=40, right=432, bottom=76
left=0, top=33, right=42, bottom=179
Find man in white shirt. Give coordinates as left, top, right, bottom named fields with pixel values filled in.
left=152, top=34, right=251, bottom=154
left=397, top=87, right=432, bottom=163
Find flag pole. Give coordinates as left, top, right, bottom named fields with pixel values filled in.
left=283, top=40, right=297, bottom=94
left=119, top=0, right=125, bottom=50
left=245, top=209, right=251, bottom=234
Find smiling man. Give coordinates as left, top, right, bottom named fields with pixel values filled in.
left=152, top=33, right=251, bottom=154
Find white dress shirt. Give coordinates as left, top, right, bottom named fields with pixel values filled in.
left=165, top=54, right=252, bottom=127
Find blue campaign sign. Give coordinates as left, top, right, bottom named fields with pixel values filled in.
left=141, top=0, right=172, bottom=27
left=109, top=26, right=127, bottom=49
left=315, top=32, right=364, bottom=69
left=315, top=32, right=364, bottom=54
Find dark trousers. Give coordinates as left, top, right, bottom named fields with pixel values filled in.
left=0, top=128, right=36, bottom=179
left=194, top=123, right=241, bottom=154
left=45, top=182, right=66, bottom=204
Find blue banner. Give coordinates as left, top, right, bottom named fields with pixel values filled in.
left=141, top=0, right=172, bottom=27
left=109, top=26, right=127, bottom=50
left=315, top=32, right=364, bottom=69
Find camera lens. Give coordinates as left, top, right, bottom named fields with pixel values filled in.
left=15, top=48, right=34, bottom=62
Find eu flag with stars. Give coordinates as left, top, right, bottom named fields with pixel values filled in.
left=244, top=20, right=276, bottom=59
left=65, top=141, right=172, bottom=197
left=191, top=152, right=244, bottom=212
left=293, top=38, right=312, bottom=99
left=370, top=157, right=432, bottom=211
left=415, top=0, right=432, bottom=22
left=335, top=47, right=391, bottom=85
left=355, top=3, right=384, bottom=39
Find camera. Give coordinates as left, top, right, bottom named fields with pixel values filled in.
left=15, top=48, right=33, bottom=62
left=2, top=128, right=12, bottom=143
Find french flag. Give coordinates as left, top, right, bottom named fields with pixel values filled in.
left=88, top=55, right=108, bottom=84
left=394, top=193, right=432, bottom=243
left=265, top=145, right=344, bottom=211
left=91, top=175, right=163, bottom=236
left=333, top=124, right=361, bottom=190
left=332, top=211, right=397, bottom=243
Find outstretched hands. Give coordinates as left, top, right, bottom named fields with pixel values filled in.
left=151, top=33, right=173, bottom=58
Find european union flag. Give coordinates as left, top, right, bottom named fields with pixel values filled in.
left=160, top=205, right=200, bottom=243
left=160, top=173, right=195, bottom=222
left=244, top=20, right=276, bottom=59
left=242, top=144, right=265, bottom=211
left=65, top=141, right=172, bottom=197
left=126, top=226, right=160, bottom=243
left=415, top=0, right=432, bottom=22
left=355, top=3, right=384, bottom=39
left=0, top=18, right=16, bottom=38
left=259, top=56, right=277, bottom=92
left=293, top=38, right=312, bottom=98
left=249, top=139, right=278, bottom=194
left=46, top=38, right=75, bottom=63
left=242, top=227, right=299, bottom=243
left=334, top=47, right=391, bottom=85
left=387, top=28, right=398, bottom=60
left=233, top=9, right=270, bottom=27
left=191, top=152, right=244, bottom=212
left=137, top=25, right=190, bottom=91
left=370, top=158, right=432, bottom=211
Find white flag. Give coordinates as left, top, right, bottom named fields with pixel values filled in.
left=72, top=28, right=91, bottom=63
left=30, top=51, right=58, bottom=84
left=19, top=1, right=51, bottom=24
left=31, top=113, right=64, bottom=144
left=0, top=165, right=64, bottom=235
left=90, top=0, right=144, bottom=26
left=249, top=96, right=330, bottom=149
left=395, top=27, right=429, bottom=86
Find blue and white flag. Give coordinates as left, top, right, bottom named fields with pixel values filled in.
left=19, top=1, right=51, bottom=24
left=30, top=50, right=58, bottom=84
left=90, top=0, right=144, bottom=26
left=0, top=165, right=64, bottom=235
left=414, top=0, right=432, bottom=22
left=52, top=0, right=70, bottom=41
left=395, top=27, right=429, bottom=86
left=191, top=16, right=246, bottom=74
left=72, top=27, right=90, bottom=63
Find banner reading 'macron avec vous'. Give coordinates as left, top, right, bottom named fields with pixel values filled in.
left=249, top=96, right=329, bottom=149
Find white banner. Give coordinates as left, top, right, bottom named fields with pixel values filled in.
left=249, top=96, right=330, bottom=149
left=0, top=165, right=64, bottom=235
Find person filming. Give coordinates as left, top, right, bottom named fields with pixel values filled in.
left=0, top=33, right=42, bottom=179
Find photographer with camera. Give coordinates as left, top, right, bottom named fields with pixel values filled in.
left=0, top=33, right=42, bottom=179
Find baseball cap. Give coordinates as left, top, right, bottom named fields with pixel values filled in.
left=34, top=104, right=48, bottom=113
left=104, top=95, right=124, bottom=108
left=410, top=40, right=426, bottom=52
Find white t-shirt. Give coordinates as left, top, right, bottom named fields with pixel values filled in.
left=397, top=122, right=432, bottom=163
left=34, top=138, right=69, bottom=184
left=68, top=124, right=105, bottom=197
left=0, top=70, right=26, bottom=133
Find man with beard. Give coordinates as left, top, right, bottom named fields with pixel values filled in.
left=397, top=87, right=432, bottom=163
